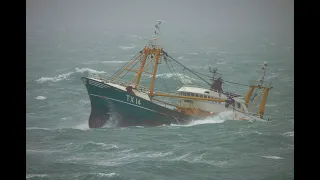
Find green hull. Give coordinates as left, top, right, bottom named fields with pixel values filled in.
left=81, top=77, right=195, bottom=128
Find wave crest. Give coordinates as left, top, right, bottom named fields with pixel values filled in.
left=155, top=73, right=198, bottom=84
left=35, top=68, right=105, bottom=84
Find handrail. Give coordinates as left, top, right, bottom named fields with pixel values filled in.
left=178, top=85, right=242, bottom=98
left=88, top=72, right=173, bottom=94
left=88, top=72, right=239, bottom=100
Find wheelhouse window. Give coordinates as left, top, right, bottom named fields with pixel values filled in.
left=204, top=91, right=210, bottom=94
left=237, top=103, right=241, bottom=109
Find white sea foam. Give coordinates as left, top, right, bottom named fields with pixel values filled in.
left=282, top=132, right=294, bottom=137
left=171, top=153, right=227, bottom=166
left=98, top=151, right=172, bottom=167
left=261, top=156, right=284, bottom=160
left=26, top=127, right=51, bottom=131
left=254, top=131, right=263, bottom=135
left=178, top=56, right=184, bottom=60
left=119, top=45, right=135, bottom=50
left=35, top=96, right=46, bottom=100
left=61, top=117, right=72, bottom=121
left=101, top=60, right=126, bottom=64
left=173, top=152, right=191, bottom=160
left=155, top=73, right=198, bottom=84
left=85, top=141, right=119, bottom=149
left=36, top=72, right=73, bottom=83
left=73, top=123, right=90, bottom=131
left=26, top=174, right=47, bottom=179
left=96, top=173, right=118, bottom=177
left=265, top=73, right=279, bottom=80
left=172, top=111, right=233, bottom=127
left=75, top=67, right=105, bottom=74
left=79, top=100, right=89, bottom=105
left=36, top=68, right=105, bottom=83
left=146, top=151, right=173, bottom=158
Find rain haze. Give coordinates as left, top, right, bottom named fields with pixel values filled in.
left=26, top=0, right=293, bottom=47
left=26, top=0, right=294, bottom=179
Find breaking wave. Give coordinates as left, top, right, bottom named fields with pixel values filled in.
left=36, top=72, right=73, bottom=83
left=35, top=68, right=105, bottom=84
left=172, top=111, right=234, bottom=127
left=74, top=67, right=105, bottom=74
left=72, top=122, right=90, bottom=131
left=155, top=73, right=198, bottom=84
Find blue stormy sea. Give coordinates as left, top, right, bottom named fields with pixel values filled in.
left=26, top=28, right=294, bottom=180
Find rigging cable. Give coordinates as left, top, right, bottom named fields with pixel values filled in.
left=167, top=58, right=184, bottom=87
left=120, top=56, right=141, bottom=79
left=189, top=69, right=251, bottom=87
left=110, top=50, right=142, bottom=79
left=159, top=61, right=170, bottom=92
left=164, top=52, right=212, bottom=87
left=164, top=51, right=253, bottom=88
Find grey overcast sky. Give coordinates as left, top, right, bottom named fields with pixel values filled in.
left=26, top=0, right=293, bottom=44
left=27, top=0, right=293, bottom=30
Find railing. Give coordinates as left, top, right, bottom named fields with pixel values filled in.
left=222, top=91, right=241, bottom=98
left=178, top=84, right=242, bottom=98
left=88, top=72, right=239, bottom=100
left=88, top=72, right=171, bottom=94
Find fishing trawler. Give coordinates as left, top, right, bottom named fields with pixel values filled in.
left=81, top=20, right=273, bottom=128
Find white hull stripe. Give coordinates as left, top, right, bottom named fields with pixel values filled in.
left=89, top=82, right=104, bottom=88
left=88, top=80, right=107, bottom=87
left=89, top=94, right=167, bottom=116
left=87, top=80, right=102, bottom=86
left=89, top=81, right=110, bottom=89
